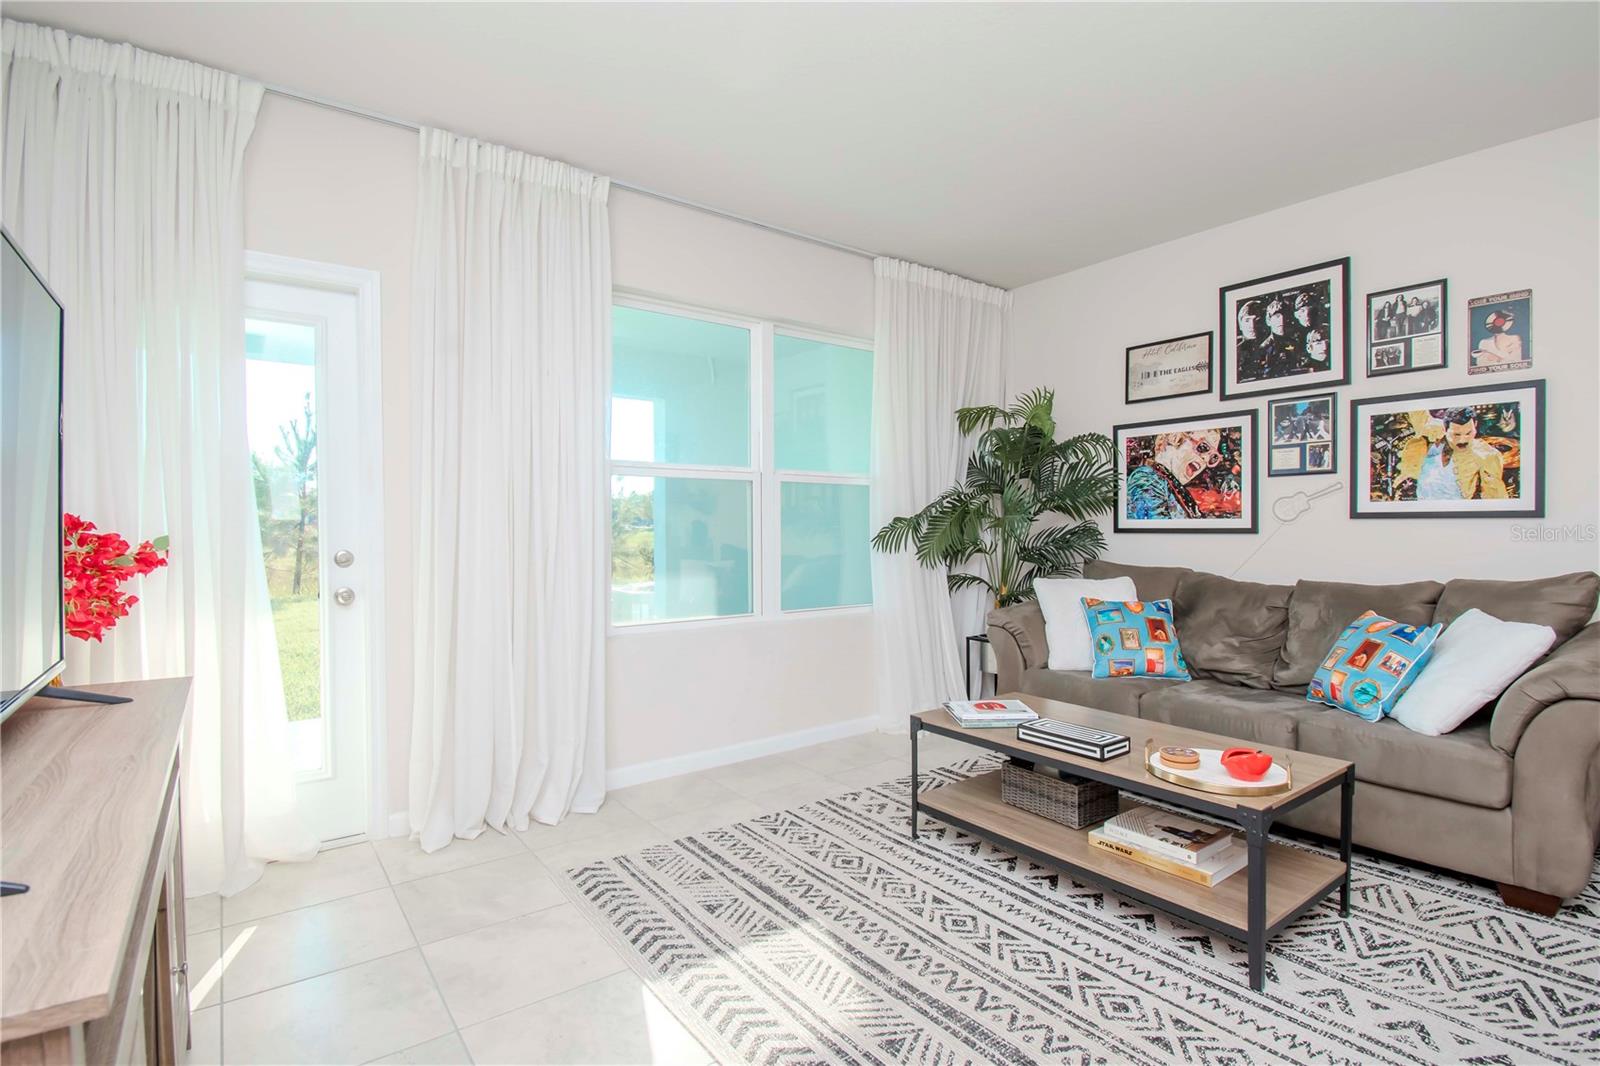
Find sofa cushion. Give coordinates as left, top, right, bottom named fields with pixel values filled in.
left=1083, top=560, right=1192, bottom=603
left=1434, top=572, right=1600, bottom=644
left=1273, top=578, right=1444, bottom=691
left=1306, top=611, right=1442, bottom=721
left=1172, top=572, right=1291, bottom=689
left=1297, top=713, right=1511, bottom=809
left=1137, top=681, right=1312, bottom=749
left=1082, top=598, right=1190, bottom=679
left=1035, top=576, right=1137, bottom=671
left=1017, top=668, right=1179, bottom=719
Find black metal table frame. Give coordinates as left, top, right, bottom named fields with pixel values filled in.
left=909, top=714, right=1355, bottom=992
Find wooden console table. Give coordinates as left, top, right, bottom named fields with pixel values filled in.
left=1, top=678, right=194, bottom=1065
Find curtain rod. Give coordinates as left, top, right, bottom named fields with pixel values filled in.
left=262, top=83, right=882, bottom=263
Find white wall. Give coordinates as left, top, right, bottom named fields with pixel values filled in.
left=1010, top=120, right=1600, bottom=587
left=242, top=95, right=876, bottom=822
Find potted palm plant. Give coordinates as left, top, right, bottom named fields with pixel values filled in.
left=872, top=388, right=1116, bottom=607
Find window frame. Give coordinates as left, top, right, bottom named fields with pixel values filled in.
left=608, top=291, right=872, bottom=634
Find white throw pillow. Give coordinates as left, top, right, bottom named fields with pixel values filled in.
left=1390, top=607, right=1557, bottom=736
left=1035, top=575, right=1139, bottom=671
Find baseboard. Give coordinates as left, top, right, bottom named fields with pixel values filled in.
left=605, top=715, right=882, bottom=791
left=382, top=716, right=883, bottom=818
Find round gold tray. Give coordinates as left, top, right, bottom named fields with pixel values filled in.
left=1142, top=741, right=1294, bottom=797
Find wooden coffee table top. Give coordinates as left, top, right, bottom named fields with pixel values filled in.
left=914, top=692, right=1350, bottom=813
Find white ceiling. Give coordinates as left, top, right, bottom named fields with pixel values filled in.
left=7, top=2, right=1598, bottom=288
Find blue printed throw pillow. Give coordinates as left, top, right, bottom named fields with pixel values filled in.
left=1308, top=610, right=1442, bottom=721
left=1079, top=597, right=1192, bottom=680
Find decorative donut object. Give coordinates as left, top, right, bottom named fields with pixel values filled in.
left=1158, top=745, right=1201, bottom=770
left=1220, top=747, right=1274, bottom=781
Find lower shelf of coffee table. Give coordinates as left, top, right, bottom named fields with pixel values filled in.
left=917, top=770, right=1345, bottom=933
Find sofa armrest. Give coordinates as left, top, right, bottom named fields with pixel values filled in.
left=1492, top=622, right=1600, bottom=755
left=987, top=601, right=1046, bottom=693
left=1509, top=697, right=1600, bottom=899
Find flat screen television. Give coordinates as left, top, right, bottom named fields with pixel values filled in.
left=1, top=227, right=65, bottom=722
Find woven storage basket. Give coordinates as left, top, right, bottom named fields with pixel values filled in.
left=1000, top=760, right=1120, bottom=830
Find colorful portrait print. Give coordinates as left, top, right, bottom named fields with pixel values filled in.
left=1146, top=618, right=1171, bottom=644
left=1114, top=410, right=1258, bottom=533
left=1352, top=381, right=1544, bottom=520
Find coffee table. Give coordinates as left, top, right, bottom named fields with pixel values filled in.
left=910, top=694, right=1355, bottom=992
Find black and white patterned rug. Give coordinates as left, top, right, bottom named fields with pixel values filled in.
left=559, top=757, right=1600, bottom=1065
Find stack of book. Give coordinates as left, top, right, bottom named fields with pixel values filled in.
left=942, top=699, right=1039, bottom=728
left=1087, top=804, right=1247, bottom=887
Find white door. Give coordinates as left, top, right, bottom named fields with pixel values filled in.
left=244, top=266, right=382, bottom=843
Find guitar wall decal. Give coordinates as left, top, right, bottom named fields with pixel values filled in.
left=1271, top=481, right=1344, bottom=524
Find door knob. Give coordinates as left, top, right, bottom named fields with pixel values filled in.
left=334, top=549, right=355, bottom=568
left=334, top=587, right=356, bottom=606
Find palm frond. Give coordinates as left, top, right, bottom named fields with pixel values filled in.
left=946, top=571, right=994, bottom=595
left=956, top=404, right=1008, bottom=436
left=872, top=389, right=1116, bottom=608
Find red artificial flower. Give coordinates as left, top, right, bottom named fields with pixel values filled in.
left=62, top=513, right=170, bottom=642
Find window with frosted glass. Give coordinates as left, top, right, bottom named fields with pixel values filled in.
left=611, top=476, right=753, bottom=625
left=773, top=334, right=872, bottom=474
left=779, top=482, right=872, bottom=611
left=611, top=306, right=750, bottom=467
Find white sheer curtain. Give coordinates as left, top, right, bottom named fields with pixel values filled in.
left=409, top=128, right=610, bottom=852
left=1, top=20, right=316, bottom=896
left=869, top=257, right=1010, bottom=731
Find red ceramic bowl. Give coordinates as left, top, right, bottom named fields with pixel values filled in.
left=1220, top=747, right=1274, bottom=782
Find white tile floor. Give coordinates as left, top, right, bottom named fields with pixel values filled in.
left=188, top=728, right=976, bottom=1065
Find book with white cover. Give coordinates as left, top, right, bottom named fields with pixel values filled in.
left=1088, top=830, right=1248, bottom=887
left=1101, top=804, right=1232, bottom=865
left=942, top=699, right=1039, bottom=727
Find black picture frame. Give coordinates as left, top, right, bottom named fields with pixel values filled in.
left=1266, top=391, right=1338, bottom=477
left=1219, top=257, right=1351, bottom=400
left=1124, top=331, right=1213, bottom=405
left=1112, top=408, right=1258, bottom=534
left=1366, top=278, right=1448, bottom=377
left=1349, top=379, right=1545, bottom=520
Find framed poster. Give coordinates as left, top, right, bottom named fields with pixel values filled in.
left=1267, top=392, right=1337, bottom=477
left=1219, top=257, right=1350, bottom=400
left=1125, top=331, right=1212, bottom=404
left=1367, top=279, right=1447, bottom=376
left=1468, top=289, right=1532, bottom=375
left=1350, top=379, right=1544, bottom=519
left=1113, top=408, right=1257, bottom=533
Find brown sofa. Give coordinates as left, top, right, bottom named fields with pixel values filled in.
left=987, top=559, right=1600, bottom=912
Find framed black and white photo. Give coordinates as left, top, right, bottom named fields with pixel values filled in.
left=1113, top=408, right=1257, bottom=533
left=1350, top=379, right=1544, bottom=520
left=1267, top=392, right=1337, bottom=477
left=1367, top=279, right=1446, bottom=376
left=1125, top=331, right=1212, bottom=404
left=1219, top=257, right=1350, bottom=400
